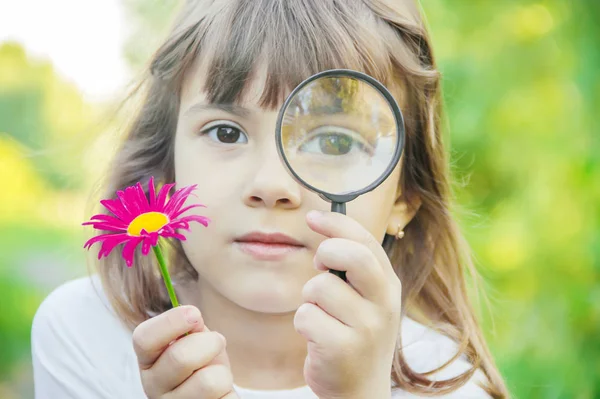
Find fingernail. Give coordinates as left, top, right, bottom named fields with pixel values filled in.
left=307, top=210, right=323, bottom=221
left=185, top=307, right=200, bottom=324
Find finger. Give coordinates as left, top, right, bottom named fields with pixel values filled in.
left=165, top=364, right=237, bottom=399
left=302, top=271, right=372, bottom=327
left=146, top=331, right=226, bottom=394
left=200, top=325, right=232, bottom=369
left=314, top=238, right=387, bottom=302
left=294, top=302, right=353, bottom=346
left=306, top=210, right=395, bottom=280
left=133, top=305, right=204, bottom=370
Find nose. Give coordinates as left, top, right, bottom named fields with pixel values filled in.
left=242, top=143, right=302, bottom=209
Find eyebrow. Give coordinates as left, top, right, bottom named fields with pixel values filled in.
left=182, top=103, right=253, bottom=118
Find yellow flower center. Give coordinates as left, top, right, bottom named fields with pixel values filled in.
left=127, top=212, right=169, bottom=236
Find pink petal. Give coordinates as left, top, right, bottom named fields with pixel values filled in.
left=165, top=215, right=210, bottom=235
left=155, top=182, right=176, bottom=210
left=141, top=238, right=152, bottom=256
left=159, top=231, right=187, bottom=241
left=148, top=232, right=159, bottom=247
left=168, top=220, right=189, bottom=231
left=163, top=185, right=197, bottom=217
left=98, top=234, right=133, bottom=258
left=148, top=177, right=156, bottom=210
left=139, top=231, right=159, bottom=255
left=85, top=214, right=129, bottom=229
left=121, top=186, right=143, bottom=215
left=170, top=203, right=206, bottom=219
left=135, top=182, right=151, bottom=213
left=82, top=221, right=127, bottom=232
left=100, top=198, right=133, bottom=222
left=176, top=215, right=210, bottom=228
left=116, top=189, right=135, bottom=216
left=161, top=225, right=174, bottom=234
left=83, top=233, right=113, bottom=249
left=122, top=237, right=143, bottom=267
left=83, top=233, right=132, bottom=260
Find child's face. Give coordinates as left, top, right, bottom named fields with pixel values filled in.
left=174, top=64, right=403, bottom=314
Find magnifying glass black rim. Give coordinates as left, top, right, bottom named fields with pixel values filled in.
left=275, top=68, right=405, bottom=203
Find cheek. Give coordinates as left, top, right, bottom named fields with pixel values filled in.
left=173, top=134, right=240, bottom=267
left=174, top=133, right=243, bottom=208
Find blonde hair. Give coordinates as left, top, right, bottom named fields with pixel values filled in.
left=89, top=0, right=508, bottom=397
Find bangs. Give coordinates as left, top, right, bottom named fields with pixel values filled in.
left=166, top=0, right=400, bottom=110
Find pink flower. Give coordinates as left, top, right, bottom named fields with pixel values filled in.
left=83, top=177, right=209, bottom=267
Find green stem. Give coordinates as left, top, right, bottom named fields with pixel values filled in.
left=152, top=244, right=180, bottom=308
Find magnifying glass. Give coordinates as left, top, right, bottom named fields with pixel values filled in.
left=275, top=69, right=405, bottom=281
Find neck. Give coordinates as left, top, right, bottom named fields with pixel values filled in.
left=179, top=278, right=307, bottom=390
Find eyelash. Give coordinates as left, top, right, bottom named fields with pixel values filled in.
left=199, top=121, right=248, bottom=144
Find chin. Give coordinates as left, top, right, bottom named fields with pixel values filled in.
left=187, top=245, right=318, bottom=314
left=232, top=272, right=306, bottom=314
left=205, top=263, right=311, bottom=314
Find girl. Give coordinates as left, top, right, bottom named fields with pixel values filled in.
left=31, top=0, right=509, bottom=398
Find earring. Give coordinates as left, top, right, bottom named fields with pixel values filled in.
left=396, top=224, right=405, bottom=239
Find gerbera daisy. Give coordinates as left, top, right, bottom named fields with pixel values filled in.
left=83, top=176, right=209, bottom=307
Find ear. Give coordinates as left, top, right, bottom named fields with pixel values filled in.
left=385, top=193, right=422, bottom=236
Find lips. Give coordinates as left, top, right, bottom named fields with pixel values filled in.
left=235, top=232, right=303, bottom=246
left=234, top=232, right=305, bottom=260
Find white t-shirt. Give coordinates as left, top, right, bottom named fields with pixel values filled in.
left=31, top=275, right=491, bottom=399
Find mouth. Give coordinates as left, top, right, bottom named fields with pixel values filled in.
left=233, top=232, right=305, bottom=261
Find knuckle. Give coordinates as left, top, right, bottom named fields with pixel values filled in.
left=355, top=244, right=374, bottom=267
left=361, top=229, right=377, bottom=247
left=192, top=365, right=233, bottom=398
left=302, top=273, right=334, bottom=303
left=330, top=330, right=358, bottom=360
left=360, top=312, right=383, bottom=338
left=294, top=302, right=311, bottom=321
left=301, top=278, right=316, bottom=302
left=132, top=325, right=153, bottom=356
left=315, top=238, right=332, bottom=258
left=318, top=237, right=344, bottom=254
left=294, top=302, right=314, bottom=332
left=166, top=342, right=188, bottom=369
left=386, top=289, right=402, bottom=312
left=165, top=307, right=185, bottom=330
left=384, top=279, right=403, bottom=310
left=140, top=374, right=159, bottom=399
left=194, top=332, right=226, bottom=364
left=206, top=331, right=226, bottom=353
left=391, top=273, right=402, bottom=292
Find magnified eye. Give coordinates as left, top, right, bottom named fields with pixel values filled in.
left=299, top=126, right=373, bottom=156
left=200, top=121, right=248, bottom=144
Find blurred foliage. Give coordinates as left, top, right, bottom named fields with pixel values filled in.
left=422, top=1, right=600, bottom=398
left=0, top=0, right=598, bottom=398
left=0, top=43, right=99, bottom=190
left=121, top=0, right=179, bottom=70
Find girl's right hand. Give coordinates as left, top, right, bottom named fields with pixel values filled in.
left=132, top=305, right=239, bottom=399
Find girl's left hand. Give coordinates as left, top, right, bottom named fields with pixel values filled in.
left=294, top=210, right=402, bottom=399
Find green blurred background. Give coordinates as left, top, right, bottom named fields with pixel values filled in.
left=0, top=1, right=598, bottom=398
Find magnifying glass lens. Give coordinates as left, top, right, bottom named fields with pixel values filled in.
left=280, top=75, right=398, bottom=195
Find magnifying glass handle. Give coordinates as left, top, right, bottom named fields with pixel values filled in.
left=330, top=202, right=346, bottom=214
left=328, top=202, right=347, bottom=281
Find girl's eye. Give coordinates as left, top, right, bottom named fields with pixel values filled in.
left=200, top=122, right=248, bottom=144
left=298, top=126, right=373, bottom=156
